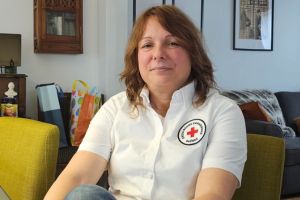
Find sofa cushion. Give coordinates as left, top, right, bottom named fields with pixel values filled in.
left=222, top=89, right=296, bottom=137
left=285, top=137, right=300, bottom=166
left=275, top=92, right=300, bottom=136
left=246, top=120, right=283, bottom=138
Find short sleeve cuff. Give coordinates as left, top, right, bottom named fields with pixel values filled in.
left=202, top=161, right=244, bottom=187
left=78, top=142, right=111, bottom=161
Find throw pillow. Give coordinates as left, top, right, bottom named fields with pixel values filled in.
left=294, top=117, right=300, bottom=133
left=239, top=101, right=272, bottom=122
left=222, top=89, right=296, bottom=137
left=222, top=89, right=285, bottom=125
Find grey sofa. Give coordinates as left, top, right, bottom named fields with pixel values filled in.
left=276, top=92, right=300, bottom=196
left=222, top=90, right=300, bottom=197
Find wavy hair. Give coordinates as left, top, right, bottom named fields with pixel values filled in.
left=120, top=5, right=215, bottom=109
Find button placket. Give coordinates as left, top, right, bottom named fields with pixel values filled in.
left=141, top=109, right=164, bottom=197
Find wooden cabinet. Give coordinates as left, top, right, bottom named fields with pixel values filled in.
left=34, top=0, right=83, bottom=54
left=0, top=74, right=27, bottom=117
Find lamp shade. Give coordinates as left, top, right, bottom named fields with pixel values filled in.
left=0, top=33, right=21, bottom=67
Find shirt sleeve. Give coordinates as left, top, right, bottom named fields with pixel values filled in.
left=78, top=98, right=116, bottom=161
left=201, top=99, right=247, bottom=186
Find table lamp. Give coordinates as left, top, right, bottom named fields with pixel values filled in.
left=0, top=33, right=21, bottom=74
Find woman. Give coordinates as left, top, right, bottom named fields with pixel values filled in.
left=44, top=5, right=246, bottom=200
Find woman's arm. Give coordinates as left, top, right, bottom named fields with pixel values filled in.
left=44, top=151, right=107, bottom=200
left=193, top=97, right=247, bottom=200
left=194, top=168, right=238, bottom=200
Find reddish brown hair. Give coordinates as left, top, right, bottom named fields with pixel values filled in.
left=120, top=5, right=215, bottom=108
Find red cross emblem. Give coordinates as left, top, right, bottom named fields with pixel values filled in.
left=187, top=127, right=198, bottom=137
left=178, top=119, right=206, bottom=145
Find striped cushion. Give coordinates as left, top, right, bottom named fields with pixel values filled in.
left=222, top=89, right=296, bottom=137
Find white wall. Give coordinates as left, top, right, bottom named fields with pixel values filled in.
left=203, top=0, right=300, bottom=91
left=0, top=0, right=299, bottom=119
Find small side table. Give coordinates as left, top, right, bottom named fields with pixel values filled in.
left=0, top=74, right=27, bottom=117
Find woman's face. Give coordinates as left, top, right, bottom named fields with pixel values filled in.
left=137, top=17, right=191, bottom=93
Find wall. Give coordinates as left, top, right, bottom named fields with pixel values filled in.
left=203, top=0, right=300, bottom=92
left=0, top=0, right=299, bottom=119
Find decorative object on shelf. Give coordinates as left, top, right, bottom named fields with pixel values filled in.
left=1, top=97, right=18, bottom=117
left=4, top=82, right=18, bottom=98
left=0, top=33, right=21, bottom=74
left=233, top=0, right=274, bottom=51
left=170, top=0, right=204, bottom=31
left=1, top=82, right=18, bottom=117
left=34, top=0, right=83, bottom=54
left=0, top=74, right=27, bottom=117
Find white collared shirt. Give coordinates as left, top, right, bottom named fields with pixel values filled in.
left=79, top=82, right=247, bottom=200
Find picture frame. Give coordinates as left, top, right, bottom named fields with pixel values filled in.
left=171, top=0, right=204, bottom=31
left=132, top=0, right=165, bottom=23
left=233, top=0, right=274, bottom=51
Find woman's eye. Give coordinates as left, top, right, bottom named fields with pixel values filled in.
left=168, top=42, right=179, bottom=47
left=141, top=43, right=152, bottom=49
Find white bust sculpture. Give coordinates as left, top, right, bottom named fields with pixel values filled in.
left=4, top=82, right=18, bottom=98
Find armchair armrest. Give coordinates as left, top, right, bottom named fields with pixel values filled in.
left=246, top=119, right=283, bottom=138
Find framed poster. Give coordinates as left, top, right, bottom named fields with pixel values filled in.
left=171, top=0, right=204, bottom=31
left=133, top=0, right=165, bottom=23
left=233, top=0, right=274, bottom=51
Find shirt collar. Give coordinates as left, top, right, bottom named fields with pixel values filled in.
left=140, top=87, right=150, bottom=106
left=140, top=81, right=196, bottom=107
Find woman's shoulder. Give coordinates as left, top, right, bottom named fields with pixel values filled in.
left=102, top=91, right=129, bottom=110
left=109, top=91, right=127, bottom=101
left=207, top=88, right=238, bottom=106
left=205, top=89, right=244, bottom=121
left=94, top=91, right=128, bottom=120
left=105, top=90, right=126, bottom=101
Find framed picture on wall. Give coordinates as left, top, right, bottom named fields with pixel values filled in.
left=233, top=0, right=274, bottom=51
left=171, top=0, right=204, bottom=31
left=133, top=0, right=165, bottom=23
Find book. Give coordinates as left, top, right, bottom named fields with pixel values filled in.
left=0, top=186, right=10, bottom=200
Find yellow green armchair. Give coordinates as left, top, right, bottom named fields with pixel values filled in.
left=0, top=117, right=59, bottom=200
left=233, top=134, right=285, bottom=200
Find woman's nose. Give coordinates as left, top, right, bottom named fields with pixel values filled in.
left=152, top=45, right=165, bottom=61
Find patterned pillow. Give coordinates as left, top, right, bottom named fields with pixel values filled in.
left=239, top=102, right=272, bottom=122
left=222, top=89, right=296, bottom=137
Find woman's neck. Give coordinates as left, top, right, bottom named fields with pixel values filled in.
left=149, top=91, right=173, bottom=117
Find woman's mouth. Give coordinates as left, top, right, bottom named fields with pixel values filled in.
left=150, top=66, right=171, bottom=71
